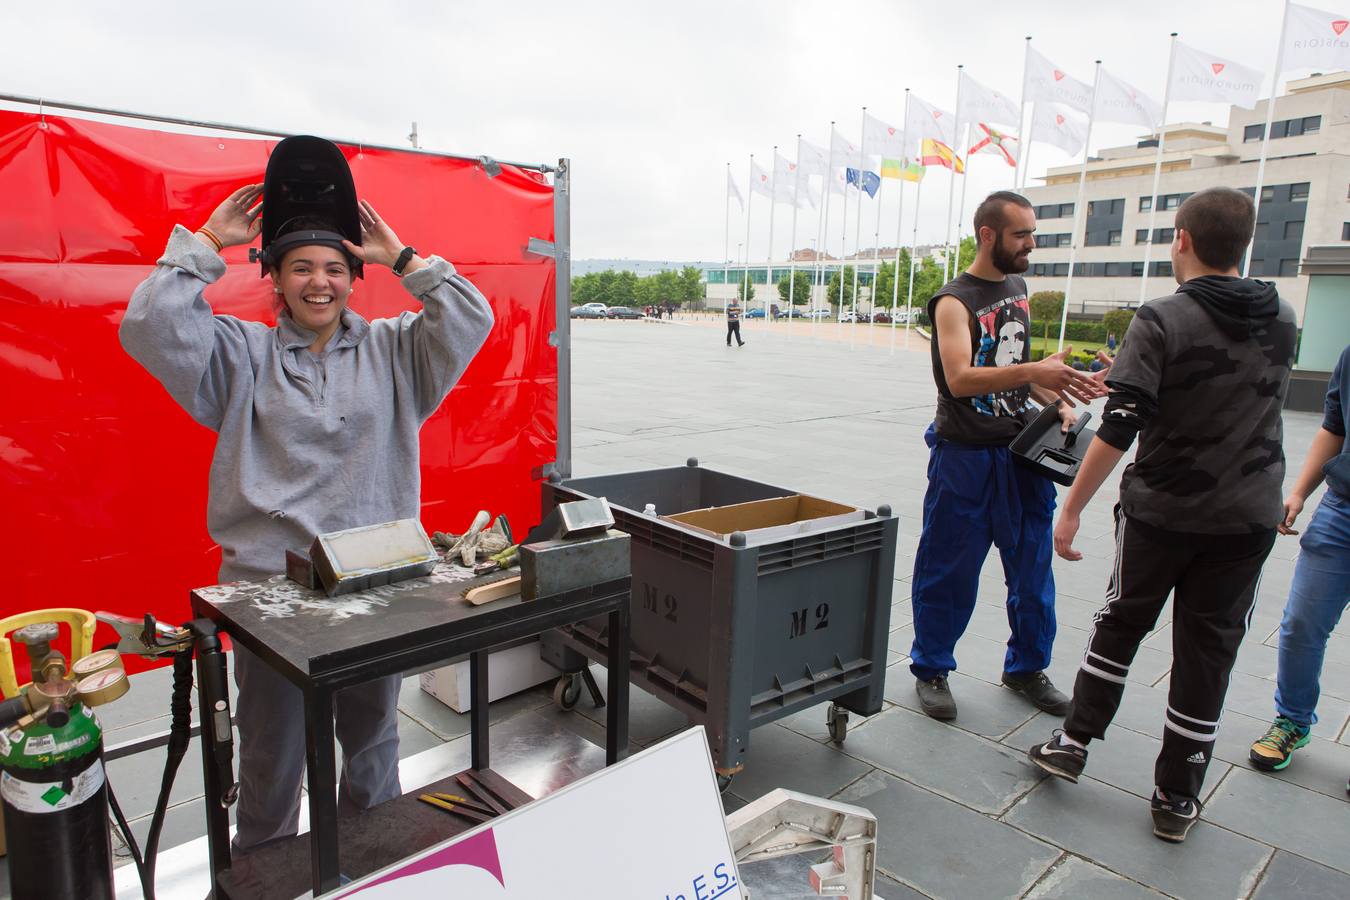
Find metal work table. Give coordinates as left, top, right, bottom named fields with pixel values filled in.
left=189, top=560, right=631, bottom=897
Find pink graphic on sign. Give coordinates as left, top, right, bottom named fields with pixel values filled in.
left=1211, top=63, right=1225, bottom=74
left=1333, top=19, right=1349, bottom=34
left=346, top=828, right=505, bottom=894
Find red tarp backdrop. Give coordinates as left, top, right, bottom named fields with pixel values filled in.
left=0, top=109, right=559, bottom=657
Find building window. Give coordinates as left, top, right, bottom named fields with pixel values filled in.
left=1052, top=263, right=1069, bottom=276
left=1139, top=196, right=1153, bottom=212
left=1109, top=230, right=1122, bottom=246
left=1059, top=203, right=1075, bottom=218
left=1285, top=220, right=1304, bottom=241
left=1290, top=182, right=1310, bottom=201
left=1135, top=228, right=1150, bottom=244
left=1261, top=186, right=1276, bottom=202
left=1342, top=222, right=1350, bottom=240
left=1278, top=258, right=1299, bottom=277
left=1303, top=115, right=1321, bottom=133
left=1244, top=123, right=1264, bottom=142
left=1161, top=194, right=1182, bottom=210
left=1131, top=261, right=1145, bottom=277
left=1110, top=199, right=1125, bottom=214
left=1149, top=261, right=1173, bottom=277
left=1087, top=201, right=1097, bottom=216
left=1057, top=234, right=1071, bottom=248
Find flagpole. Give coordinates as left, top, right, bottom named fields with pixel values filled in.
left=1058, top=61, right=1102, bottom=353
left=838, top=130, right=851, bottom=331
left=818, top=121, right=836, bottom=338
left=892, top=89, right=912, bottom=343
left=743, top=154, right=755, bottom=315
left=787, top=136, right=803, bottom=339
left=952, top=122, right=972, bottom=275
left=943, top=66, right=965, bottom=282
left=905, top=175, right=925, bottom=349
left=1015, top=37, right=1033, bottom=190
left=870, top=174, right=885, bottom=341
left=851, top=107, right=868, bottom=331
left=1139, top=33, right=1178, bottom=306
left=1244, top=0, right=1291, bottom=278
left=765, top=144, right=777, bottom=328
left=723, top=162, right=732, bottom=313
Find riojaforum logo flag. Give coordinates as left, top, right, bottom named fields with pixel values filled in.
left=1284, top=2, right=1350, bottom=72
left=1024, top=45, right=1093, bottom=115
left=968, top=124, right=1019, bottom=167
left=774, top=152, right=818, bottom=209
left=1170, top=41, right=1262, bottom=109
left=863, top=112, right=906, bottom=158
left=727, top=169, right=745, bottom=211
left=831, top=128, right=864, bottom=170
left=905, top=94, right=955, bottom=155
left=1094, top=69, right=1163, bottom=130
left=957, top=71, right=1022, bottom=129
left=797, top=138, right=831, bottom=178
left=749, top=159, right=773, bottom=198
left=1031, top=103, right=1089, bottom=156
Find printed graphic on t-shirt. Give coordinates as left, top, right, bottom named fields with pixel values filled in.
left=972, top=294, right=1032, bottom=418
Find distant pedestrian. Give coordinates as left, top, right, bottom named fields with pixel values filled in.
left=1028, top=187, right=1297, bottom=844
left=1107, top=331, right=1118, bottom=355
left=726, top=299, right=744, bottom=347
left=1247, top=341, right=1349, bottom=792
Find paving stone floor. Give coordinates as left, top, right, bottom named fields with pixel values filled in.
left=6, top=317, right=1344, bottom=899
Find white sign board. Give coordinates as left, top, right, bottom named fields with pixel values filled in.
left=330, top=727, right=743, bottom=900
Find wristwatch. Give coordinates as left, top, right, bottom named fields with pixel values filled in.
left=392, top=246, right=418, bottom=275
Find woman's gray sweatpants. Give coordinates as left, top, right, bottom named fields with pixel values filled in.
left=230, top=643, right=403, bottom=851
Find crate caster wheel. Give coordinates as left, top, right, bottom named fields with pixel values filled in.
left=827, top=704, right=849, bottom=743
left=716, top=772, right=736, bottom=794
left=553, top=673, right=582, bottom=711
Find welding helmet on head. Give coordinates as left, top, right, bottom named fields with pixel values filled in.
left=251, top=135, right=363, bottom=278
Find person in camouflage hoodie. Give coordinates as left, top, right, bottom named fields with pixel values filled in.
left=1027, top=187, right=1297, bottom=843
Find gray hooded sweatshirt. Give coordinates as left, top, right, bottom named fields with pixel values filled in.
left=120, top=225, right=494, bottom=582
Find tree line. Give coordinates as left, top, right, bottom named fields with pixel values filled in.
left=572, top=266, right=704, bottom=309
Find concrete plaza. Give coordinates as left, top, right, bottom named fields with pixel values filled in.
left=7, top=314, right=1343, bottom=899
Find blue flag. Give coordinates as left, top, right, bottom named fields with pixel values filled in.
left=845, top=168, right=881, bottom=198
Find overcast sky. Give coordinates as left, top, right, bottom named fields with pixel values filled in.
left=4, top=0, right=1299, bottom=263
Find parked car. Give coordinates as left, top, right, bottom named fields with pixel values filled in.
left=872, top=311, right=893, bottom=324
left=802, top=308, right=832, bottom=319
left=745, top=307, right=766, bottom=319
left=570, top=305, right=605, bottom=319
left=779, top=308, right=806, bottom=318
left=837, top=311, right=857, bottom=323
left=606, top=306, right=644, bottom=319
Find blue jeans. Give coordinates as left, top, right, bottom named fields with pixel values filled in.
left=909, top=424, right=1058, bottom=681
left=1274, top=490, right=1350, bottom=728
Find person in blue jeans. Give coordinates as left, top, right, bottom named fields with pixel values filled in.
left=1249, top=342, right=1350, bottom=799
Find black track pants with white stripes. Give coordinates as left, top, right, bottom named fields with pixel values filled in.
left=1063, top=507, right=1276, bottom=799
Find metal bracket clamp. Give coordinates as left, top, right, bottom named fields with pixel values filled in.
left=725, top=788, right=878, bottom=898
left=478, top=155, right=502, bottom=177
left=526, top=237, right=556, bottom=258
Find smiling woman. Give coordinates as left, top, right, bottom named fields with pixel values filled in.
left=117, top=135, right=495, bottom=852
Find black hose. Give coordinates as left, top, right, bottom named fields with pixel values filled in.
left=106, top=780, right=149, bottom=899
left=134, top=649, right=196, bottom=900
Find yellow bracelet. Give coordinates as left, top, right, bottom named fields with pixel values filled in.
left=196, top=227, right=224, bottom=253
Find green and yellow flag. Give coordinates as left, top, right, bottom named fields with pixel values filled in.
left=880, top=157, right=926, bottom=182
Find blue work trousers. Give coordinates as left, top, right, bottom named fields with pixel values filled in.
left=910, top=424, right=1058, bottom=681
left=1274, top=490, right=1350, bottom=728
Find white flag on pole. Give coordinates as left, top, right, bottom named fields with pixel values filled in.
left=905, top=94, right=955, bottom=154
left=774, top=152, right=818, bottom=208
left=830, top=128, right=864, bottom=169
left=1095, top=69, right=1163, bottom=129
left=863, top=112, right=906, bottom=157
left=749, top=159, right=773, bottom=198
left=798, top=138, right=830, bottom=177
left=727, top=169, right=744, bottom=211
left=1024, top=46, right=1094, bottom=114
left=826, top=167, right=848, bottom=196
left=1170, top=41, right=1263, bottom=108
left=1283, top=2, right=1350, bottom=72
left=1031, top=103, right=1089, bottom=156
left=957, top=71, right=1022, bottom=129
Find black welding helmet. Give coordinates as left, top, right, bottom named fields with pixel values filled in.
left=254, top=135, right=363, bottom=278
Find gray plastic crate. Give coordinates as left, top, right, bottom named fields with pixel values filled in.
left=540, top=460, right=897, bottom=779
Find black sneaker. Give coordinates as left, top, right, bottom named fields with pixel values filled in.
left=1002, top=671, right=1071, bottom=715
left=1027, top=732, right=1088, bottom=783
left=1151, top=790, right=1202, bottom=843
left=915, top=676, right=957, bottom=720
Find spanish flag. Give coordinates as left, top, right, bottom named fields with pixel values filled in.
left=920, top=139, right=965, bottom=174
